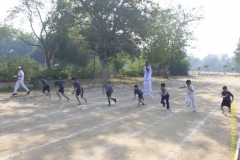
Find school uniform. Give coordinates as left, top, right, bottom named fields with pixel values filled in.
left=73, top=81, right=84, bottom=97
left=54, top=80, right=66, bottom=94
left=221, top=91, right=234, bottom=108
left=185, top=85, right=196, bottom=111
left=160, top=88, right=170, bottom=109
left=13, top=69, right=30, bottom=94
left=134, top=89, right=144, bottom=100
left=42, top=80, right=50, bottom=92
left=143, top=67, right=153, bottom=98
left=106, top=85, right=114, bottom=97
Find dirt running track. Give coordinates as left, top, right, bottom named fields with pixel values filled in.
left=0, top=76, right=239, bottom=160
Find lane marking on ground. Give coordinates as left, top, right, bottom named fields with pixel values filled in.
left=164, top=104, right=219, bottom=160
left=0, top=95, right=184, bottom=139
left=0, top=105, right=162, bottom=160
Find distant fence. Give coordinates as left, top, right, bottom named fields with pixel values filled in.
left=189, top=71, right=240, bottom=77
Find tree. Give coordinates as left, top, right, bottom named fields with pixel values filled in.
left=72, top=0, right=152, bottom=81
left=204, top=64, right=209, bottom=72
left=6, top=0, right=75, bottom=69
left=234, top=37, right=240, bottom=64
left=222, top=64, right=228, bottom=74
left=146, top=5, right=203, bottom=78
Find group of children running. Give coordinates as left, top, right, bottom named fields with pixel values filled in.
left=40, top=77, right=234, bottom=114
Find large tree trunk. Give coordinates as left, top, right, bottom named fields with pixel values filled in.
left=163, top=60, right=169, bottom=79
left=44, top=50, right=54, bottom=69
left=100, top=58, right=109, bottom=82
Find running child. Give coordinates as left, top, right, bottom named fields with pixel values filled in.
left=221, top=86, right=234, bottom=114
left=40, top=76, right=51, bottom=99
left=54, top=77, right=70, bottom=101
left=71, top=77, right=87, bottom=105
left=180, top=80, right=196, bottom=112
left=134, top=84, right=145, bottom=107
left=159, top=83, right=170, bottom=110
left=105, top=82, right=116, bottom=106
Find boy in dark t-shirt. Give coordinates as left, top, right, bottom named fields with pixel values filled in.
left=105, top=82, right=116, bottom=106
left=134, top=84, right=145, bottom=107
left=40, top=76, right=51, bottom=99
left=54, top=77, right=70, bottom=101
left=71, top=77, right=87, bottom=105
left=221, top=86, right=234, bottom=114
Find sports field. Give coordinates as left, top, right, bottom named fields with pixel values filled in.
left=0, top=76, right=239, bottom=160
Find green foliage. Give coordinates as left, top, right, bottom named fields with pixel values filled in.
left=234, top=38, right=240, bottom=64
left=29, top=77, right=39, bottom=88
left=0, top=54, right=40, bottom=81
left=121, top=58, right=145, bottom=77
left=169, top=59, right=189, bottom=76
left=40, top=67, right=68, bottom=79
left=108, top=53, right=126, bottom=76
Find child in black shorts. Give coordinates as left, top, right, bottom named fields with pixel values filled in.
left=54, top=77, right=70, bottom=101
left=159, top=83, right=170, bottom=110
left=134, top=85, right=145, bottom=107
left=105, top=82, right=116, bottom=106
left=40, top=76, right=51, bottom=99
left=71, top=77, right=87, bottom=105
left=221, top=86, right=234, bottom=114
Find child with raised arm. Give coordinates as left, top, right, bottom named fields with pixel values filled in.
left=105, top=82, right=117, bottom=106
left=71, top=77, right=87, bottom=105
left=180, top=80, right=196, bottom=112
left=40, top=76, right=51, bottom=99
left=221, top=86, right=234, bottom=114
left=159, top=83, right=170, bottom=110
left=54, top=77, right=70, bottom=101
left=134, top=85, right=145, bottom=107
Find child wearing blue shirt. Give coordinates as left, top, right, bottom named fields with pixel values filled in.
left=54, top=77, right=70, bottom=101
left=40, top=76, right=51, bottom=99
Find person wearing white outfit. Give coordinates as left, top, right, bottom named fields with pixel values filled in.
left=12, top=66, right=30, bottom=95
left=143, top=64, right=153, bottom=99
left=180, top=79, right=196, bottom=112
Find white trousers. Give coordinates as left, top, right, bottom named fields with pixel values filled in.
left=13, top=80, right=29, bottom=93
left=143, top=80, right=153, bottom=98
left=185, top=94, right=196, bottom=111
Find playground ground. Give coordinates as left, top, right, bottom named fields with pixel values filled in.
left=0, top=76, right=239, bottom=160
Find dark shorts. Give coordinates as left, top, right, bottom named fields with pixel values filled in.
left=106, top=92, right=111, bottom=97
left=76, top=88, right=84, bottom=97
left=221, top=99, right=231, bottom=108
left=58, top=87, right=64, bottom=94
left=43, top=86, right=50, bottom=92
left=139, top=94, right=143, bottom=100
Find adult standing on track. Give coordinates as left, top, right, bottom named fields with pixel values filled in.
left=143, top=61, right=153, bottom=99
left=12, top=66, right=30, bottom=95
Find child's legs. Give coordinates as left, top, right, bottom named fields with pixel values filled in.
left=166, top=94, right=170, bottom=108
left=56, top=91, right=61, bottom=99
left=185, top=95, right=191, bottom=105
left=190, top=95, right=196, bottom=111
left=76, top=95, right=81, bottom=104
left=160, top=96, right=165, bottom=105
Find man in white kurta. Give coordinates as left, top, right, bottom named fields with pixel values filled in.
left=143, top=66, right=153, bottom=98
left=12, top=66, right=30, bottom=95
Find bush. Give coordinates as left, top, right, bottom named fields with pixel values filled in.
left=0, top=54, right=40, bottom=82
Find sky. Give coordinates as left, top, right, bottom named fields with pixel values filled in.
left=1, top=0, right=240, bottom=59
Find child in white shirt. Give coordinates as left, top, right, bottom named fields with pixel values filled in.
left=180, top=80, right=196, bottom=112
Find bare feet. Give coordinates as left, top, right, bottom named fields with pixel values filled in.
left=85, top=99, right=87, bottom=102
left=222, top=111, right=225, bottom=114
left=67, top=99, right=70, bottom=102
left=78, top=103, right=82, bottom=105
left=142, top=103, right=145, bottom=105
